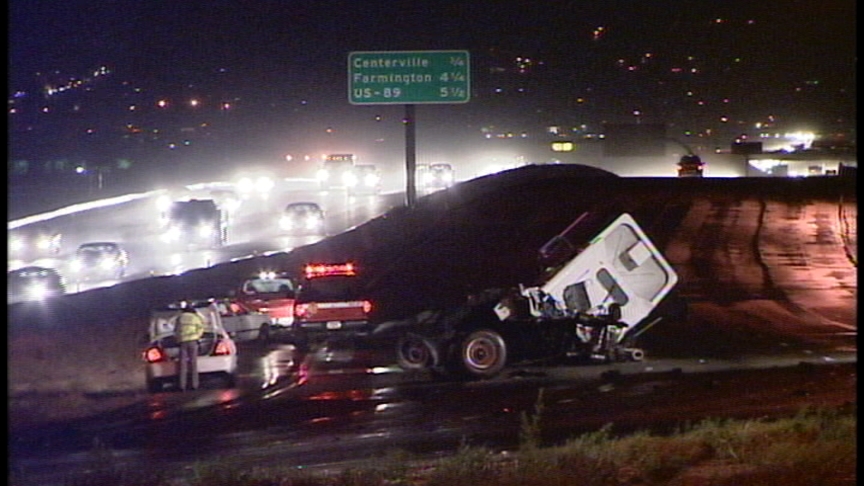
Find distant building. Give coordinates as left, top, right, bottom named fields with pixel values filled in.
left=746, top=151, right=857, bottom=177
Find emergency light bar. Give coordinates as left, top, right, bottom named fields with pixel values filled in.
left=304, top=262, right=356, bottom=279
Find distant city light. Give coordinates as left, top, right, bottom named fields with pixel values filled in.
left=592, top=26, right=605, bottom=41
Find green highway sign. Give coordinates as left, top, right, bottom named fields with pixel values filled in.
left=348, top=50, right=470, bottom=105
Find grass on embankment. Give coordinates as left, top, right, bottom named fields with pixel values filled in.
left=12, top=405, right=856, bottom=486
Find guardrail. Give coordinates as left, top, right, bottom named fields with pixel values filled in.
left=7, top=191, right=161, bottom=230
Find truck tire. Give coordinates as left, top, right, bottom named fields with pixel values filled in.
left=457, top=329, right=507, bottom=379
left=396, top=334, right=438, bottom=371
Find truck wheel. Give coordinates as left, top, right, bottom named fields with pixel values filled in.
left=458, top=329, right=507, bottom=379
left=396, top=334, right=438, bottom=371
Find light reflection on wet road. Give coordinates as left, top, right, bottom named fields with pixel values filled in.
left=10, top=331, right=856, bottom=486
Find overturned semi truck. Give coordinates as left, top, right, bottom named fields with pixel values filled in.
left=388, top=212, right=680, bottom=379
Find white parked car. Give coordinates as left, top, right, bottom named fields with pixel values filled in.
left=210, top=297, right=275, bottom=342
left=143, top=300, right=239, bottom=393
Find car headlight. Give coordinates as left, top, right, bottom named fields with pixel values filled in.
left=156, top=195, right=172, bottom=212
left=69, top=260, right=83, bottom=272
left=316, top=169, right=329, bottom=182
left=36, top=236, right=53, bottom=250
left=256, top=176, right=274, bottom=192
left=224, top=198, right=240, bottom=212
left=26, top=283, right=49, bottom=300
left=100, top=257, right=115, bottom=270
left=343, top=172, right=358, bottom=187
left=237, top=177, right=254, bottom=193
left=342, top=172, right=358, bottom=185
left=197, top=224, right=214, bottom=238
left=305, top=216, right=323, bottom=229
left=280, top=217, right=293, bottom=230
left=364, top=174, right=380, bottom=186
left=162, top=226, right=181, bottom=242
left=9, top=237, right=24, bottom=253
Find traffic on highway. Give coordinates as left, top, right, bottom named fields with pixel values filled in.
left=7, top=169, right=424, bottom=300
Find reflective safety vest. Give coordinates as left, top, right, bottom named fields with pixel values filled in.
left=176, top=312, right=205, bottom=342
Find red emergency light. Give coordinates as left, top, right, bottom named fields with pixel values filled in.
left=304, top=262, right=356, bottom=279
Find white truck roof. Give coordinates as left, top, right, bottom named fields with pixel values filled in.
left=541, top=213, right=678, bottom=327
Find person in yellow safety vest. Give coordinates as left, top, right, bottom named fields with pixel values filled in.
left=175, top=305, right=206, bottom=390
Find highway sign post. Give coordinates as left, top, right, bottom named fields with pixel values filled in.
left=348, top=50, right=471, bottom=208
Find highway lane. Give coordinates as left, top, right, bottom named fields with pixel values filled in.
left=8, top=178, right=411, bottom=295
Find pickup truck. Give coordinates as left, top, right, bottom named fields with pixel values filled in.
left=235, top=271, right=297, bottom=332
left=290, top=262, right=373, bottom=348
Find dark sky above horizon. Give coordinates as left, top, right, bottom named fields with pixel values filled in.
left=9, top=0, right=857, bottom=139
left=11, top=1, right=855, bottom=83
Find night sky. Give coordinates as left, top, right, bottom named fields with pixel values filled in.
left=8, top=0, right=857, bottom=175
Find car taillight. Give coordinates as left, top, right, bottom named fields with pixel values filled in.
left=144, top=346, right=166, bottom=363
left=294, top=303, right=309, bottom=317
left=213, top=340, right=232, bottom=356
left=363, top=300, right=373, bottom=313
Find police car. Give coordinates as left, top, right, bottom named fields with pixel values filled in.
left=143, top=300, right=239, bottom=392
